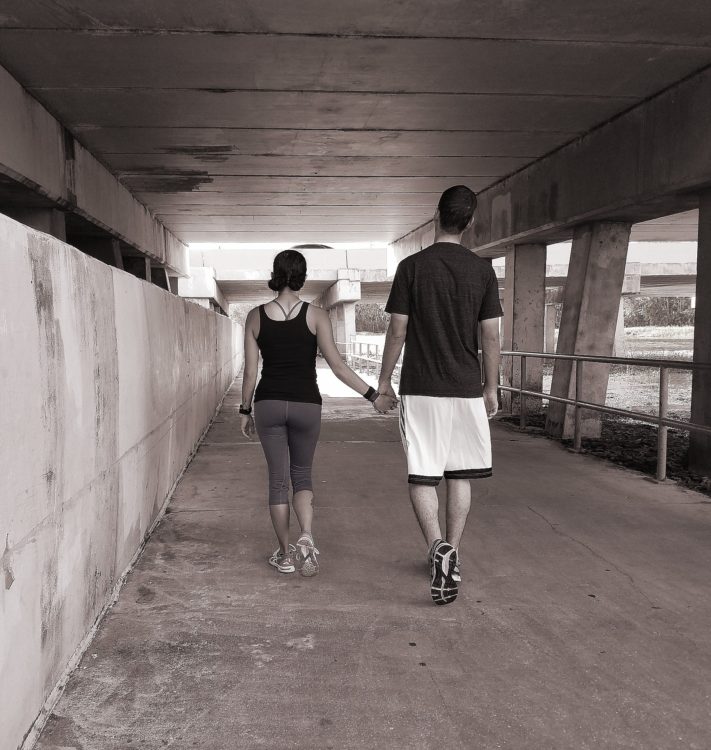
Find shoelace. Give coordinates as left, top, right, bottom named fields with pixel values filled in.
left=297, top=540, right=319, bottom=559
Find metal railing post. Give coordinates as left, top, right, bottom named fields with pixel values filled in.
left=657, top=367, right=669, bottom=482
left=573, top=358, right=583, bottom=452
left=519, top=355, right=527, bottom=429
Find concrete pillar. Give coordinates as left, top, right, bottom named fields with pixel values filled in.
left=613, top=299, right=626, bottom=357
left=313, top=270, right=361, bottom=355
left=178, top=267, right=228, bottom=314
left=12, top=208, right=66, bottom=241
left=71, top=237, right=124, bottom=269
left=184, top=298, right=211, bottom=310
left=111, top=239, right=124, bottom=270
left=546, top=222, right=631, bottom=439
left=544, top=303, right=557, bottom=354
left=689, top=192, right=711, bottom=475
left=330, top=302, right=357, bottom=355
left=501, top=244, right=546, bottom=414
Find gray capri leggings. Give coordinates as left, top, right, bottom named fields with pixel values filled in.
left=254, top=400, right=322, bottom=505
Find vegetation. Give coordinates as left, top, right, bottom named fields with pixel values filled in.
left=623, top=296, right=695, bottom=327
left=552, top=296, right=694, bottom=328
left=356, top=303, right=389, bottom=333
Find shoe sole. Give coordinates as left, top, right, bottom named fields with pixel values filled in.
left=430, top=543, right=458, bottom=605
left=295, top=539, right=319, bottom=577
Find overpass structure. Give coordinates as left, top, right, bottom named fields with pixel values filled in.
left=181, top=245, right=697, bottom=357
left=2, top=4, right=711, bottom=749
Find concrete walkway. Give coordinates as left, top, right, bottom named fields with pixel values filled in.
left=37, top=383, right=711, bottom=750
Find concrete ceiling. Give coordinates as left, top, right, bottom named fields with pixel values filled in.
left=1, top=1, right=710, bottom=245
left=631, top=210, right=699, bottom=242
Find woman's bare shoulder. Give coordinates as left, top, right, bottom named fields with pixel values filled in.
left=305, top=302, right=326, bottom=334
left=244, top=305, right=262, bottom=330
left=307, top=303, right=328, bottom=322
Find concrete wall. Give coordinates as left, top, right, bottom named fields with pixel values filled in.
left=0, top=214, right=241, bottom=750
left=0, top=63, right=189, bottom=275
left=465, top=65, right=711, bottom=254
left=388, top=223, right=435, bottom=276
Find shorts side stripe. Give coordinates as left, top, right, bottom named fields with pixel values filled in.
left=443, top=468, right=493, bottom=479
left=408, top=474, right=443, bottom=486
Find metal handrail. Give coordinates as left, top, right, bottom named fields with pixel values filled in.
left=339, top=339, right=402, bottom=381
left=337, top=339, right=709, bottom=482
left=500, top=350, right=711, bottom=482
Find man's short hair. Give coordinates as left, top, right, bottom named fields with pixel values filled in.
left=437, top=185, right=477, bottom=233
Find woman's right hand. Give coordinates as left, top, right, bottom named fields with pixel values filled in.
left=240, top=414, right=256, bottom=439
left=373, top=393, right=398, bottom=414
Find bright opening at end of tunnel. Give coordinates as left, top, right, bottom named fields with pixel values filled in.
left=188, top=241, right=390, bottom=251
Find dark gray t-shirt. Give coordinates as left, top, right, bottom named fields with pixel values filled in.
left=385, top=242, right=503, bottom=398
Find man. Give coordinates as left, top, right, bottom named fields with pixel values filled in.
left=377, top=185, right=502, bottom=605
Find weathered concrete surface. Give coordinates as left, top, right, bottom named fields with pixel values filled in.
left=188, top=247, right=388, bottom=306
left=32, top=382, right=711, bottom=750
left=689, top=192, right=711, bottom=474
left=314, top=270, right=362, bottom=310
left=0, top=214, right=240, bottom=750
left=502, top=244, right=546, bottom=414
left=3, top=0, right=711, bottom=43
left=177, top=267, right=228, bottom=314
left=0, top=64, right=188, bottom=274
left=547, top=222, right=631, bottom=439
left=464, top=65, right=711, bottom=254
left=2, top=3, right=711, bottom=244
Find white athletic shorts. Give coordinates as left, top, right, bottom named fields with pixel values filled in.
left=399, top=395, right=492, bottom=486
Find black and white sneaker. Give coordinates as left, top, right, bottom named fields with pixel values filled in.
left=429, top=539, right=458, bottom=605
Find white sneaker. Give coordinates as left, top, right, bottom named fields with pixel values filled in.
left=295, top=533, right=320, bottom=577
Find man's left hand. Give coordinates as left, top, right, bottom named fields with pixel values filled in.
left=373, top=393, right=398, bottom=414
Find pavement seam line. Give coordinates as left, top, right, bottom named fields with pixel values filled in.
left=526, top=505, right=658, bottom=608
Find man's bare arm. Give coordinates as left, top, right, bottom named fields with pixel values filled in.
left=378, top=313, right=408, bottom=395
left=480, top=317, right=501, bottom=417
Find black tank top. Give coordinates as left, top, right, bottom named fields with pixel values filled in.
left=254, top=301, right=322, bottom=405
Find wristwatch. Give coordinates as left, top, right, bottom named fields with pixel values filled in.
left=239, top=404, right=252, bottom=415
left=363, top=386, right=380, bottom=403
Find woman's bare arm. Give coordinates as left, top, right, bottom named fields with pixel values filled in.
left=313, top=307, right=396, bottom=411
left=241, top=308, right=260, bottom=407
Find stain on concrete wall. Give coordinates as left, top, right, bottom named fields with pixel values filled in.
left=0, top=212, right=241, bottom=750
left=389, top=221, right=436, bottom=275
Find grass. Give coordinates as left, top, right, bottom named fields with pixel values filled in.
left=626, top=326, right=694, bottom=339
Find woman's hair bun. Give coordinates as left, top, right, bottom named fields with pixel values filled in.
left=268, top=271, right=288, bottom=292
left=269, top=249, right=307, bottom=292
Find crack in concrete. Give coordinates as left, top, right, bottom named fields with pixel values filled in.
left=526, top=505, right=658, bottom=608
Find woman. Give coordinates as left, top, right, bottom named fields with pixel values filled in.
left=240, top=249, right=396, bottom=576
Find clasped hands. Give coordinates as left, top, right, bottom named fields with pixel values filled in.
left=373, top=381, right=398, bottom=414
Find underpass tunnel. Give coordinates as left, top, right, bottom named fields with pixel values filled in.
left=1, top=4, right=711, bottom=749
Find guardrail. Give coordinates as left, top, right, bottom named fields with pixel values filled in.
left=340, top=340, right=710, bottom=483
left=500, top=351, right=711, bottom=482
left=340, top=339, right=402, bottom=382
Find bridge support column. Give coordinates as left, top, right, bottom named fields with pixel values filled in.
left=689, top=192, right=711, bottom=476
left=313, top=269, right=361, bottom=355
left=613, top=300, right=626, bottom=357
left=546, top=221, right=631, bottom=439
left=11, top=207, right=66, bottom=241
left=544, top=303, right=557, bottom=353
left=71, top=237, right=124, bottom=269
left=330, top=302, right=357, bottom=355
left=502, top=243, right=546, bottom=414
